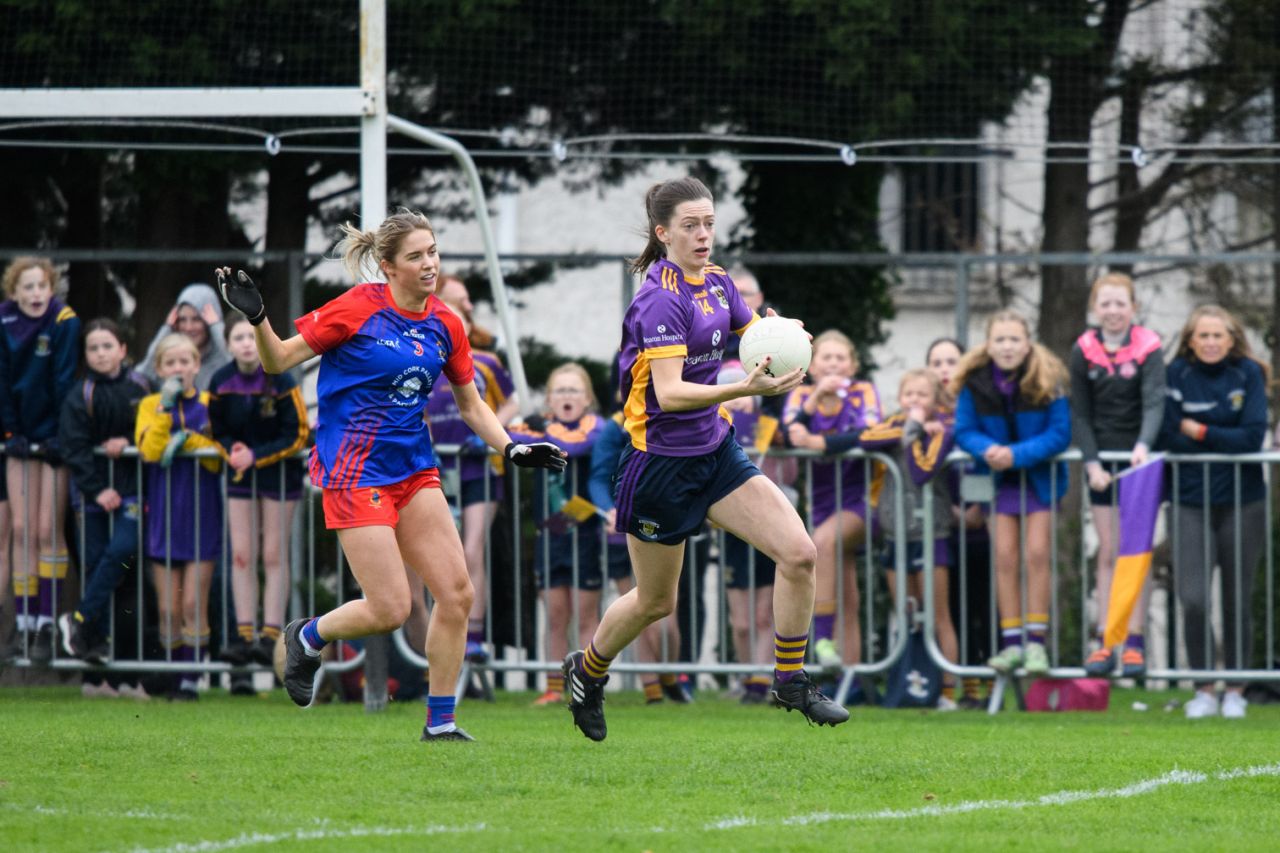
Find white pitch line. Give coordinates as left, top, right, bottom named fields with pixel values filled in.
left=705, top=763, right=1280, bottom=831
left=119, top=822, right=487, bottom=853
left=1, top=802, right=183, bottom=821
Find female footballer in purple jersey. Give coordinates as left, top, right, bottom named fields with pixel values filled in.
left=563, top=177, right=849, bottom=741
left=216, top=210, right=565, bottom=742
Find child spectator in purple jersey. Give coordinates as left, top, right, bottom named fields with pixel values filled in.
left=953, top=310, right=1071, bottom=678
left=509, top=363, right=614, bottom=706
left=1069, top=274, right=1165, bottom=678
left=136, top=334, right=228, bottom=700
left=426, top=275, right=518, bottom=665
left=784, top=330, right=881, bottom=676
left=207, top=313, right=309, bottom=681
left=564, top=177, right=847, bottom=741
left=56, top=319, right=152, bottom=699
left=0, top=256, right=79, bottom=664
left=927, top=336, right=992, bottom=709
left=859, top=369, right=961, bottom=710
left=216, top=210, right=564, bottom=742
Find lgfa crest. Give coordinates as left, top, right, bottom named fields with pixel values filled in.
left=637, top=518, right=661, bottom=540
left=1229, top=389, right=1245, bottom=411
left=34, top=334, right=51, bottom=357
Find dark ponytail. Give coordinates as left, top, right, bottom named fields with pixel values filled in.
left=629, top=177, right=714, bottom=275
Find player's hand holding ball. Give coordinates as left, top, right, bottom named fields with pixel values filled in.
left=215, top=266, right=266, bottom=326
left=738, top=313, right=811, bottom=396
left=505, top=441, right=568, bottom=471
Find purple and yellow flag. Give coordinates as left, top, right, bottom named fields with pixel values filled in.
left=1103, top=456, right=1164, bottom=648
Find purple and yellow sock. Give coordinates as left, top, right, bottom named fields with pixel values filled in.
left=813, top=601, right=837, bottom=642
left=1026, top=613, right=1048, bottom=646
left=580, top=641, right=613, bottom=680
left=1125, top=633, right=1145, bottom=652
left=744, top=674, right=771, bottom=697
left=300, top=617, right=327, bottom=656
left=261, top=625, right=281, bottom=643
left=545, top=672, right=565, bottom=694
left=237, top=623, right=255, bottom=643
left=941, top=681, right=956, bottom=701
left=13, top=575, right=38, bottom=632
left=1000, top=617, right=1023, bottom=650
left=773, top=631, right=808, bottom=683
left=36, top=552, right=69, bottom=625
left=962, top=677, right=983, bottom=699
left=643, top=678, right=663, bottom=703
left=426, top=694, right=457, bottom=734
left=658, top=673, right=678, bottom=687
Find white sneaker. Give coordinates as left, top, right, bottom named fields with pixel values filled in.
left=1184, top=690, right=1219, bottom=719
left=116, top=682, right=152, bottom=702
left=813, top=638, right=842, bottom=670
left=935, top=694, right=959, bottom=712
left=1220, top=691, right=1248, bottom=720
left=81, top=681, right=119, bottom=699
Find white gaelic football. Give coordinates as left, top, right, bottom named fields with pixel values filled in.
left=738, top=316, right=812, bottom=377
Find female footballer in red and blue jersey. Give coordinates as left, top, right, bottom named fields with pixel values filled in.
left=561, top=177, right=849, bottom=741
left=216, top=210, right=564, bottom=743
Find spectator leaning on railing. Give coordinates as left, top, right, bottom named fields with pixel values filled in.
left=1158, top=304, right=1269, bottom=721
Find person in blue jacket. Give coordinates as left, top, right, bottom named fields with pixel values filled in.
left=1160, top=305, right=1268, bottom=721
left=952, top=309, right=1070, bottom=678
left=0, top=256, right=80, bottom=663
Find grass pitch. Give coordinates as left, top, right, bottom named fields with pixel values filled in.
left=2, top=685, right=1278, bottom=851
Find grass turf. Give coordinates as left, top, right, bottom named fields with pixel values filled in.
left=2, top=685, right=1278, bottom=851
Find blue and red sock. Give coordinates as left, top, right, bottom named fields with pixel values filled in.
left=426, top=695, right=457, bottom=734
left=300, top=618, right=327, bottom=656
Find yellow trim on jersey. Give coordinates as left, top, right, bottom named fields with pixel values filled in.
left=660, top=266, right=681, bottom=293
left=56, top=305, right=77, bottom=323
left=911, top=426, right=946, bottom=473
left=255, top=386, right=309, bottom=469
left=548, top=413, right=599, bottom=446
left=732, top=312, right=760, bottom=337
left=136, top=391, right=226, bottom=472
left=623, top=345, right=686, bottom=450
left=704, top=263, right=726, bottom=275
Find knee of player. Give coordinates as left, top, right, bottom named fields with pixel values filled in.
left=639, top=593, right=676, bottom=622
left=782, top=539, right=818, bottom=573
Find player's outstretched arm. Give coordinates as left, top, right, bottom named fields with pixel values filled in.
left=214, top=267, right=316, bottom=374
left=451, top=380, right=566, bottom=470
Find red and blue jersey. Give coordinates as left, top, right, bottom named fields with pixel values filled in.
left=295, top=283, right=473, bottom=489
left=619, top=259, right=758, bottom=457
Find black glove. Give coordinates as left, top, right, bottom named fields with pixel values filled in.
left=215, top=266, right=266, bottom=326
left=504, top=441, right=567, bottom=471
left=4, top=433, right=30, bottom=458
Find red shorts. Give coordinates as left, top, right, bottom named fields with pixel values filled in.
left=322, top=468, right=441, bottom=530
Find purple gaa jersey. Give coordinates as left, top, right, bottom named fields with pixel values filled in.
left=295, top=284, right=473, bottom=489
left=619, top=259, right=758, bottom=456
left=784, top=381, right=882, bottom=497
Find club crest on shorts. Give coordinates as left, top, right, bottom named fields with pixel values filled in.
left=369, top=489, right=383, bottom=508
left=637, top=517, right=661, bottom=540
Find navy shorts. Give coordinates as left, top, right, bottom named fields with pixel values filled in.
left=535, top=527, right=624, bottom=591
left=1086, top=460, right=1127, bottom=506
left=722, top=532, right=777, bottom=588
left=882, top=539, right=952, bottom=574
left=614, top=430, right=760, bottom=546
left=459, top=475, right=504, bottom=508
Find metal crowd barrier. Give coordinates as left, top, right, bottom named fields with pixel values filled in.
left=4, top=443, right=1277, bottom=700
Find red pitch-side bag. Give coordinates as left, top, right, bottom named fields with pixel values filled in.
left=1025, top=678, right=1110, bottom=712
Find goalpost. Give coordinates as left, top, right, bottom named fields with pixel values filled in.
left=0, top=0, right=533, bottom=413
left=0, top=0, right=530, bottom=710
